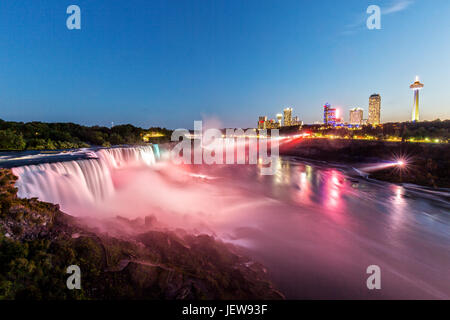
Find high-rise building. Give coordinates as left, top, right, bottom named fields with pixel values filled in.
left=276, top=114, right=283, bottom=127
left=283, top=108, right=293, bottom=127
left=265, top=119, right=280, bottom=129
left=368, top=94, right=381, bottom=125
left=349, top=107, right=364, bottom=125
left=258, top=116, right=267, bottom=129
left=323, top=103, right=336, bottom=126
left=410, top=76, right=424, bottom=122
left=258, top=108, right=301, bottom=129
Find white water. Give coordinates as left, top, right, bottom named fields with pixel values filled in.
left=11, top=145, right=240, bottom=230
left=10, top=147, right=450, bottom=299
left=12, top=146, right=156, bottom=211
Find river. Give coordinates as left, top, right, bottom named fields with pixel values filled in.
left=5, top=146, right=450, bottom=299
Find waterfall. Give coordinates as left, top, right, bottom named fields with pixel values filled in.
left=12, top=145, right=157, bottom=209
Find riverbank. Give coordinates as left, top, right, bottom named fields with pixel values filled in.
left=0, top=169, right=283, bottom=300
left=280, top=138, right=450, bottom=188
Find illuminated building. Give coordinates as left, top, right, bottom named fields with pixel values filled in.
left=258, top=108, right=300, bottom=129
left=258, top=116, right=267, bottom=129
left=265, top=119, right=280, bottom=129
left=410, top=76, right=424, bottom=122
left=283, top=108, right=293, bottom=127
left=142, top=131, right=165, bottom=142
left=335, top=109, right=342, bottom=124
left=323, top=103, right=337, bottom=126
left=276, top=114, right=283, bottom=127
left=368, top=94, right=381, bottom=125
left=291, top=116, right=302, bottom=126
left=349, top=107, right=364, bottom=125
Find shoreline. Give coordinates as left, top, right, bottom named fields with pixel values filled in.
left=0, top=168, right=283, bottom=300
left=279, top=138, right=450, bottom=188
left=2, top=139, right=449, bottom=189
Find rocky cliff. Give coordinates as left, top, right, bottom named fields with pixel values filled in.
left=0, top=169, right=283, bottom=300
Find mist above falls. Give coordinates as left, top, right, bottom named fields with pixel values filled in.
left=11, top=146, right=272, bottom=236
left=10, top=145, right=450, bottom=299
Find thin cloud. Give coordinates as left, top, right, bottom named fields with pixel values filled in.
left=383, top=0, right=413, bottom=14
left=341, top=0, right=414, bottom=36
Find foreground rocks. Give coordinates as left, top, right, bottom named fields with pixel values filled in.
left=0, top=169, right=283, bottom=300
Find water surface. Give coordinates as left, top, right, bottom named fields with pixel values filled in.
left=10, top=149, right=450, bottom=299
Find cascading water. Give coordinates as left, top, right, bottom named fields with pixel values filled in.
left=8, top=146, right=450, bottom=299
left=96, top=145, right=157, bottom=168
left=12, top=145, right=157, bottom=212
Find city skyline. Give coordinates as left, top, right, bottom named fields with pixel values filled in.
left=0, top=0, right=449, bottom=129
left=257, top=83, right=431, bottom=129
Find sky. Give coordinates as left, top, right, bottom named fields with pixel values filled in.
left=0, top=0, right=449, bottom=129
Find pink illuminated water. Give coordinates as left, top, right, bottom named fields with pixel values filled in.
left=11, top=147, right=450, bottom=299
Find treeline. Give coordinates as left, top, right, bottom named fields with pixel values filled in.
left=302, top=120, right=450, bottom=142
left=0, top=119, right=173, bottom=151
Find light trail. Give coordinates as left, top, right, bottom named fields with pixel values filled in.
left=358, top=162, right=401, bottom=173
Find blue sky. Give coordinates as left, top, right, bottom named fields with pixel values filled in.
left=0, top=0, right=449, bottom=129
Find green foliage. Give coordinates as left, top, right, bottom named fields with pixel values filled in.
left=0, top=119, right=173, bottom=151
left=0, top=233, right=107, bottom=300
left=0, top=129, right=26, bottom=150
left=0, top=169, right=280, bottom=300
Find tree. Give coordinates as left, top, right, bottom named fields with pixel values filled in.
left=0, top=130, right=26, bottom=150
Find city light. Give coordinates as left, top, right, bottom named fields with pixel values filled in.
left=397, top=160, right=405, bottom=167
left=410, top=76, right=424, bottom=122
left=392, top=153, right=413, bottom=173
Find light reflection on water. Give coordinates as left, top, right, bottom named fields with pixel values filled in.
left=190, top=156, right=450, bottom=299
left=12, top=153, right=450, bottom=300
